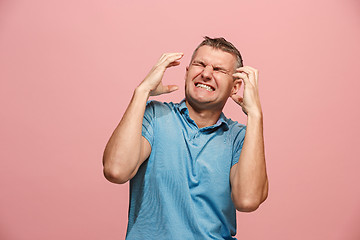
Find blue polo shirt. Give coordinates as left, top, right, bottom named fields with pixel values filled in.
left=126, top=100, right=246, bottom=240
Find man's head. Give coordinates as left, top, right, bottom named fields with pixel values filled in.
left=185, top=37, right=243, bottom=111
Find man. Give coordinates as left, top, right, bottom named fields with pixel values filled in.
left=103, top=37, right=268, bottom=239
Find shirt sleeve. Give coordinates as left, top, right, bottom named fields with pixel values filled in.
left=142, top=101, right=156, bottom=147
left=231, top=125, right=246, bottom=167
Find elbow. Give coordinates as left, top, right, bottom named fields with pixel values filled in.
left=232, top=187, right=269, bottom=212
left=103, top=166, right=130, bottom=184
left=232, top=197, right=261, bottom=212
left=232, top=186, right=269, bottom=212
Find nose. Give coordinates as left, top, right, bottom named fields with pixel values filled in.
left=201, top=65, right=213, bottom=81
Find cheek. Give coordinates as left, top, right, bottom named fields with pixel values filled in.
left=188, top=68, right=202, bottom=79
left=184, top=75, right=194, bottom=91
left=218, top=80, right=234, bottom=94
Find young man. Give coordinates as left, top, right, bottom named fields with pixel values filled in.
left=103, top=37, right=268, bottom=239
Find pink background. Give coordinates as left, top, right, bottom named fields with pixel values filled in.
left=1, top=0, right=360, bottom=239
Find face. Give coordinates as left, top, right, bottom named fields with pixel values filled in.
left=185, top=45, right=240, bottom=111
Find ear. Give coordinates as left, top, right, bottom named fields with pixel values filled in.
left=185, top=66, right=189, bottom=80
left=231, top=79, right=242, bottom=95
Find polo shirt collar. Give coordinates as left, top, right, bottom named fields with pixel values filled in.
left=178, top=99, right=229, bottom=131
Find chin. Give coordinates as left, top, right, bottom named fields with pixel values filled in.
left=187, top=96, right=224, bottom=112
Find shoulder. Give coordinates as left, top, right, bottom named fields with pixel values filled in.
left=225, top=117, right=246, bottom=133
left=146, top=100, right=178, bottom=110
left=222, top=117, right=246, bottom=155
left=145, top=100, right=180, bottom=115
left=221, top=116, right=247, bottom=145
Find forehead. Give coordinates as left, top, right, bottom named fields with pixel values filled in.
left=192, top=45, right=236, bottom=68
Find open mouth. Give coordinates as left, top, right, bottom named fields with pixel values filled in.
left=195, top=83, right=215, bottom=92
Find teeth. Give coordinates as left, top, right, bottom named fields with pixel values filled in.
left=196, top=83, right=213, bottom=91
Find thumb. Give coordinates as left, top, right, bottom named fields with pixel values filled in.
left=163, top=85, right=179, bottom=94
left=231, top=94, right=244, bottom=106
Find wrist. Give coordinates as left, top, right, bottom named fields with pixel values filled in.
left=134, top=84, right=151, bottom=100
left=247, top=110, right=263, bottom=120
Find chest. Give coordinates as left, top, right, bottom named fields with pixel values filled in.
left=148, top=114, right=233, bottom=188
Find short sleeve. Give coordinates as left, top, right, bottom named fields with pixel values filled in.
left=231, top=125, right=246, bottom=167
left=142, top=101, right=156, bottom=147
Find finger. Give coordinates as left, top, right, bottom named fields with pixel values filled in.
left=156, top=53, right=183, bottom=68
left=231, top=95, right=248, bottom=115
left=245, top=66, right=259, bottom=85
left=163, top=85, right=179, bottom=94
left=159, top=52, right=183, bottom=61
left=232, top=72, right=247, bottom=80
left=236, top=67, right=254, bottom=79
left=160, top=53, right=183, bottom=64
left=237, top=66, right=258, bottom=85
left=236, top=66, right=254, bottom=75
left=232, top=72, right=250, bottom=86
left=165, top=53, right=184, bottom=65
left=150, top=84, right=179, bottom=96
left=242, top=66, right=258, bottom=72
left=166, top=60, right=181, bottom=68
left=254, top=70, right=258, bottom=85
left=236, top=66, right=258, bottom=73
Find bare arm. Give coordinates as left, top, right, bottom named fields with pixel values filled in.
left=230, top=66, right=269, bottom=212
left=102, top=53, right=184, bottom=184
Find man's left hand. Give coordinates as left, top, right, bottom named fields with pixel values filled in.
left=231, top=66, right=262, bottom=117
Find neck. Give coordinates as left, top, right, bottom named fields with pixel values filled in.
left=185, top=100, right=222, bottom=128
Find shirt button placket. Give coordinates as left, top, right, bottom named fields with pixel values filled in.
left=190, top=130, right=200, bottom=144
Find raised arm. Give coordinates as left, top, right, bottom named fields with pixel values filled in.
left=230, top=66, right=269, bottom=212
left=102, top=53, right=184, bottom=184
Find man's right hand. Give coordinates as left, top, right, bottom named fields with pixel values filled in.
left=138, top=53, right=184, bottom=96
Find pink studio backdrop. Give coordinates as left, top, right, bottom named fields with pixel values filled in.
left=1, top=0, right=360, bottom=239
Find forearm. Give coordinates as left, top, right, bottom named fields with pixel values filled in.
left=103, top=86, right=150, bottom=184
left=231, top=113, right=268, bottom=211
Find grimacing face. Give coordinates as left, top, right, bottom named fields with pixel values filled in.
left=185, top=45, right=241, bottom=111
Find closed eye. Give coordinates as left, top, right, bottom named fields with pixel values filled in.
left=192, top=61, right=231, bottom=75
left=214, top=67, right=231, bottom=75
left=192, top=61, right=206, bottom=67
left=213, top=67, right=228, bottom=74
